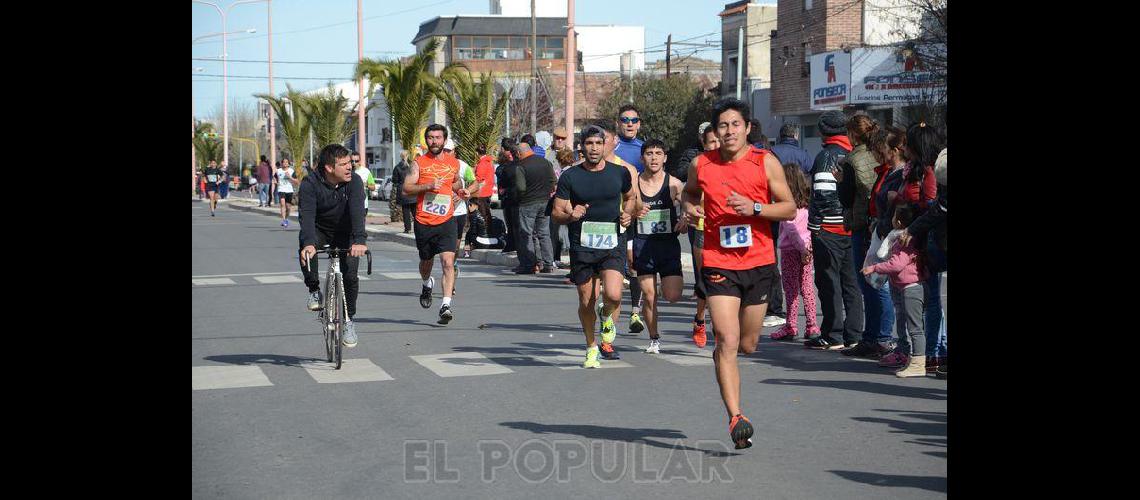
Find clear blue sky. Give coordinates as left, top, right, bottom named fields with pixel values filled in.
left=192, top=0, right=775, bottom=118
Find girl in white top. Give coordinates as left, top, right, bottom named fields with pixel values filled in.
left=275, top=162, right=297, bottom=227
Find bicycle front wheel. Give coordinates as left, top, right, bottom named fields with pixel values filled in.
left=331, top=272, right=343, bottom=370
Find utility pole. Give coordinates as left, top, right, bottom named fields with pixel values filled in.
left=665, top=34, right=671, bottom=79
left=565, top=0, right=575, bottom=139
left=530, top=0, right=537, bottom=135
left=628, top=50, right=634, bottom=104
left=736, top=25, right=743, bottom=99
left=268, top=0, right=276, bottom=173
left=357, top=0, right=366, bottom=159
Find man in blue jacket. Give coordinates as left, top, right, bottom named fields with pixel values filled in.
left=769, top=124, right=813, bottom=176
left=613, top=104, right=645, bottom=173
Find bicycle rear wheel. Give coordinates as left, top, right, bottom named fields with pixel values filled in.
left=331, top=273, right=343, bottom=370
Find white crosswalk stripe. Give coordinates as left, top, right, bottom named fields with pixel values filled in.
left=301, top=358, right=394, bottom=383
left=526, top=347, right=634, bottom=370
left=410, top=352, right=516, bottom=377
left=254, top=275, right=303, bottom=284
left=650, top=342, right=714, bottom=366
left=193, top=365, right=273, bottom=390
left=192, top=278, right=236, bottom=286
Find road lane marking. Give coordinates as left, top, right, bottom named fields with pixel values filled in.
left=193, top=365, right=273, bottom=390
left=410, top=352, right=515, bottom=377
left=652, top=342, right=714, bottom=366
left=301, top=359, right=394, bottom=383
left=192, top=278, right=236, bottom=286
left=526, top=347, right=634, bottom=370
left=254, top=275, right=303, bottom=284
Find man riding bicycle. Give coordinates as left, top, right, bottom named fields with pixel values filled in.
left=298, top=144, right=369, bottom=347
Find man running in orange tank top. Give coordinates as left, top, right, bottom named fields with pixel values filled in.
left=682, top=98, right=796, bottom=450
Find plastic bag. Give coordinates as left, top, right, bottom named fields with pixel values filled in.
left=863, top=222, right=889, bottom=289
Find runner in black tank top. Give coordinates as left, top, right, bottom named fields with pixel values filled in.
left=632, top=140, right=688, bottom=353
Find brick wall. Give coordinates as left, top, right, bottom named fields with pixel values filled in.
left=771, top=0, right=864, bottom=116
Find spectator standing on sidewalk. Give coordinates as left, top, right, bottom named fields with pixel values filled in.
left=770, top=124, right=813, bottom=177
left=841, top=115, right=895, bottom=359
left=256, top=156, right=273, bottom=207
left=514, top=134, right=557, bottom=274
left=497, top=137, right=522, bottom=254
left=804, top=110, right=865, bottom=350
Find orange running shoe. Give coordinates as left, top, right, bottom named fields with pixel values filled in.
left=692, top=321, right=707, bottom=348
left=599, top=342, right=621, bottom=360
left=729, top=414, right=754, bottom=449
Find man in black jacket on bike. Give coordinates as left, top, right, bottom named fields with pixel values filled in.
left=298, top=144, right=369, bottom=348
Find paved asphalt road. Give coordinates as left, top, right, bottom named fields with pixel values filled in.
left=192, top=202, right=947, bottom=499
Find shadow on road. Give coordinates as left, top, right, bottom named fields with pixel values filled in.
left=827, top=470, right=946, bottom=493
left=202, top=353, right=321, bottom=367
left=498, top=421, right=739, bottom=457
left=760, top=379, right=947, bottom=401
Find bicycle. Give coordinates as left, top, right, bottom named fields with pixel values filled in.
left=307, top=246, right=372, bottom=370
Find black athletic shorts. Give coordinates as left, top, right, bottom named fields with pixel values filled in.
left=277, top=192, right=294, bottom=204
left=701, top=264, right=776, bottom=306
left=632, top=237, right=682, bottom=277
left=414, top=217, right=458, bottom=261
left=569, top=247, right=626, bottom=286
left=205, top=183, right=219, bottom=193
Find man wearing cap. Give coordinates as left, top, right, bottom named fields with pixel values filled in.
left=514, top=134, right=557, bottom=274
left=803, top=110, right=865, bottom=350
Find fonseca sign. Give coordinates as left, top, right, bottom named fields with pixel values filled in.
left=810, top=51, right=850, bottom=110
left=850, top=45, right=946, bottom=105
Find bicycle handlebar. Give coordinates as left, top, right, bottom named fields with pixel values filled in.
left=305, top=247, right=372, bottom=275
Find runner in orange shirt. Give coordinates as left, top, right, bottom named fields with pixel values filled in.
left=682, top=98, right=796, bottom=449
left=403, top=124, right=472, bottom=324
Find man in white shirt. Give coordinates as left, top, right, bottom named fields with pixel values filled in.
left=275, top=158, right=298, bottom=227
left=351, top=151, right=375, bottom=216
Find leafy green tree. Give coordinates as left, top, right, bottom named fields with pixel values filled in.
left=437, top=70, right=508, bottom=166
left=255, top=84, right=311, bottom=179
left=596, top=73, right=715, bottom=171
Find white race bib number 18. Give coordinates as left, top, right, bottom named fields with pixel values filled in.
left=719, top=224, right=753, bottom=248
left=581, top=221, right=618, bottom=249
left=421, top=193, right=451, bottom=216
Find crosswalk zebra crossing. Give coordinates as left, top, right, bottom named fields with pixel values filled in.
left=191, top=269, right=504, bottom=287
left=192, top=341, right=721, bottom=391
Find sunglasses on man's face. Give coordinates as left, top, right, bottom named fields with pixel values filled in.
left=619, top=117, right=640, bottom=124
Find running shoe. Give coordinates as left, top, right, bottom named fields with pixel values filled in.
left=935, top=364, right=948, bottom=379
left=644, top=338, right=661, bottom=354
left=463, top=249, right=472, bottom=258
left=926, top=356, right=946, bottom=373
left=420, top=277, right=434, bottom=308
left=583, top=345, right=601, bottom=369
left=600, top=314, right=617, bottom=344
left=762, top=315, right=787, bottom=327
left=438, top=304, right=453, bottom=325
left=211, top=211, right=216, bottom=217
left=342, top=319, right=358, bottom=348
left=629, top=312, right=645, bottom=334
left=729, top=414, right=754, bottom=450
left=284, top=219, right=290, bottom=227
left=307, top=290, right=323, bottom=311
left=692, top=321, right=707, bottom=348
left=599, top=342, right=621, bottom=360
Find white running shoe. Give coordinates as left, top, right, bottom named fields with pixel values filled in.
left=763, top=315, right=787, bottom=327
left=644, top=338, right=661, bottom=354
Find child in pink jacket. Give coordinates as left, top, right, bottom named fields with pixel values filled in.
left=862, top=205, right=927, bottom=377
left=772, top=163, right=820, bottom=341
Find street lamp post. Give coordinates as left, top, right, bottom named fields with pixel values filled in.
left=192, top=0, right=270, bottom=176
left=357, top=0, right=365, bottom=160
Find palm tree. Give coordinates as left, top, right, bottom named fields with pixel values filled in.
left=193, top=122, right=221, bottom=168
left=354, top=38, right=466, bottom=157
left=437, top=70, right=508, bottom=167
left=297, top=83, right=357, bottom=153
left=255, top=84, right=311, bottom=178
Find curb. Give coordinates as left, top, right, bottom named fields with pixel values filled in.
left=225, top=199, right=525, bottom=270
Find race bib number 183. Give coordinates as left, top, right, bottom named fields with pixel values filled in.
left=638, top=209, right=672, bottom=234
